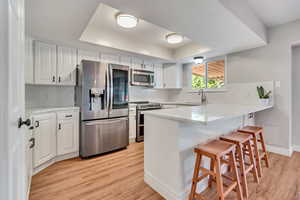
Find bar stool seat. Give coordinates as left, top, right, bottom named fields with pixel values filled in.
left=190, top=140, right=243, bottom=200
left=238, top=126, right=270, bottom=178
left=220, top=132, right=259, bottom=199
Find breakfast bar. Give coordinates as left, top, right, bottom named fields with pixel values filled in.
left=143, top=104, right=272, bottom=200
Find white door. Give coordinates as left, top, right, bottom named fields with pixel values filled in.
left=34, top=41, right=57, bottom=85
left=57, top=46, right=77, bottom=86
left=33, top=113, right=56, bottom=167
left=57, top=111, right=79, bottom=155
left=0, top=0, right=27, bottom=200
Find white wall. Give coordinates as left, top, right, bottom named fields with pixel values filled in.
left=226, top=19, right=300, bottom=151
left=292, top=46, right=300, bottom=148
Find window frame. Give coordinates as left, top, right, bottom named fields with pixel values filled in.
left=191, top=55, right=227, bottom=92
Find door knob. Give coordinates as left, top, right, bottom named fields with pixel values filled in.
left=18, top=117, right=31, bottom=128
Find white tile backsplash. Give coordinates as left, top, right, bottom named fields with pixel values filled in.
left=25, top=85, right=75, bottom=109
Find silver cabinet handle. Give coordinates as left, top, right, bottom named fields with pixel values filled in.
left=65, top=114, right=72, bottom=118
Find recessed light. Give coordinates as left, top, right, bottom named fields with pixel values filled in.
left=116, top=13, right=138, bottom=28
left=165, top=33, right=183, bottom=44
left=194, top=56, right=205, bottom=64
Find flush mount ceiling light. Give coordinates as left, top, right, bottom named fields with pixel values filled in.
left=165, top=33, right=183, bottom=44
left=194, top=56, right=205, bottom=64
left=116, top=13, right=138, bottom=28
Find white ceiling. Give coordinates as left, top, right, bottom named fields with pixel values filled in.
left=26, top=0, right=268, bottom=62
left=80, top=4, right=206, bottom=60
left=247, top=0, right=300, bottom=27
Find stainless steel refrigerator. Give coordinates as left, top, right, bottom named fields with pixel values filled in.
left=76, top=60, right=129, bottom=158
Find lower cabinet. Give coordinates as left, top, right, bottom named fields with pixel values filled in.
left=33, top=113, right=57, bottom=168
left=31, top=108, right=79, bottom=170
left=57, top=111, right=79, bottom=155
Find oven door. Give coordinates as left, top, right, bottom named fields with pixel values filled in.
left=131, top=70, right=154, bottom=87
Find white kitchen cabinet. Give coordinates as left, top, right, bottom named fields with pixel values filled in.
left=131, top=57, right=144, bottom=70
left=25, top=36, right=34, bottom=84
left=34, top=41, right=57, bottom=85
left=57, top=46, right=77, bottom=86
left=101, top=53, right=120, bottom=64
left=56, top=111, right=79, bottom=155
left=154, top=64, right=164, bottom=88
left=143, top=60, right=154, bottom=71
left=77, top=49, right=100, bottom=64
left=120, top=55, right=132, bottom=67
left=163, top=63, right=182, bottom=89
left=129, top=105, right=136, bottom=141
left=33, top=113, right=56, bottom=168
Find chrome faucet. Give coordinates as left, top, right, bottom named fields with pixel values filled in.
left=198, top=89, right=207, bottom=104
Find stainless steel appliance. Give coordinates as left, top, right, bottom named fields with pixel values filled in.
left=131, top=69, right=155, bottom=87
left=76, top=60, right=129, bottom=158
left=136, top=102, right=162, bottom=142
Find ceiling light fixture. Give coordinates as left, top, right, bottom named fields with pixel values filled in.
left=165, top=33, right=183, bottom=44
left=116, top=13, right=138, bottom=28
left=194, top=56, right=205, bottom=64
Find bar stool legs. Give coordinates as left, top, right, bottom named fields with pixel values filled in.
left=189, top=140, right=243, bottom=200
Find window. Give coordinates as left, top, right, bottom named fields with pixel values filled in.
left=192, top=57, right=226, bottom=89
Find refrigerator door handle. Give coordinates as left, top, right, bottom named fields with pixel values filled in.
left=85, top=118, right=128, bottom=126
left=109, top=65, right=113, bottom=112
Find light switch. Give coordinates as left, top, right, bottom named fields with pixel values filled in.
left=275, top=81, right=280, bottom=88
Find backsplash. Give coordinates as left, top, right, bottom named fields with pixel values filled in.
left=167, top=81, right=275, bottom=105
left=25, top=85, right=170, bottom=109
left=129, top=86, right=169, bottom=102
left=25, top=85, right=75, bottom=109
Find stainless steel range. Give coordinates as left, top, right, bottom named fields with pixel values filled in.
left=76, top=60, right=129, bottom=158
left=136, top=102, right=162, bottom=142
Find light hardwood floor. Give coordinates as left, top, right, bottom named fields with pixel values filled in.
left=30, top=143, right=300, bottom=200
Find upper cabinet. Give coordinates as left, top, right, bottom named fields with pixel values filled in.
left=34, top=41, right=57, bottom=85
left=120, top=56, right=132, bottom=67
left=77, top=49, right=100, bottom=64
left=153, top=63, right=182, bottom=89
left=163, top=63, right=182, bottom=89
left=131, top=57, right=144, bottom=70
left=143, top=60, right=154, bottom=71
left=57, top=46, right=77, bottom=85
left=100, top=53, right=120, bottom=64
left=154, top=64, right=164, bottom=88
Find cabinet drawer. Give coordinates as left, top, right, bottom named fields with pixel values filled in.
left=57, top=111, right=74, bottom=120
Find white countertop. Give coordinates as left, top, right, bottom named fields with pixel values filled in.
left=151, top=101, right=202, bottom=106
left=144, top=103, right=273, bottom=124
left=26, top=106, right=80, bottom=115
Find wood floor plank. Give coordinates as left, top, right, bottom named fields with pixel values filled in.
left=30, top=143, right=300, bottom=200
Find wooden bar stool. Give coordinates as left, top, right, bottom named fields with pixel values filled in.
left=220, top=132, right=259, bottom=199
left=189, top=140, right=243, bottom=200
left=238, top=126, right=270, bottom=177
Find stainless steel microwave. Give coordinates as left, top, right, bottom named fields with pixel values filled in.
left=131, top=69, right=155, bottom=87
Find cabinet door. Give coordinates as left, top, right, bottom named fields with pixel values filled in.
left=33, top=113, right=56, bottom=167
left=120, top=56, right=132, bottom=67
left=57, top=111, right=79, bottom=155
left=34, top=41, right=57, bottom=84
left=100, top=53, right=120, bottom=64
left=25, top=36, right=34, bottom=84
left=143, top=60, right=154, bottom=71
left=163, top=63, right=182, bottom=88
left=131, top=57, right=143, bottom=70
left=57, top=46, right=77, bottom=86
left=129, top=112, right=136, bottom=140
left=154, top=64, right=163, bottom=88
left=77, top=49, right=99, bottom=64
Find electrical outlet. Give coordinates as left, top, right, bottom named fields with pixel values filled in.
left=275, top=81, right=280, bottom=88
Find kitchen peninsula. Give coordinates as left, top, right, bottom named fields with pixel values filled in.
left=143, top=103, right=273, bottom=200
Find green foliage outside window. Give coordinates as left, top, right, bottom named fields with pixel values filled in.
left=192, top=75, right=224, bottom=89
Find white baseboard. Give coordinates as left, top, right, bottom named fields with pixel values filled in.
left=33, top=151, right=79, bottom=175
left=144, top=171, right=186, bottom=200
left=266, top=144, right=293, bottom=157
left=293, top=145, right=300, bottom=152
